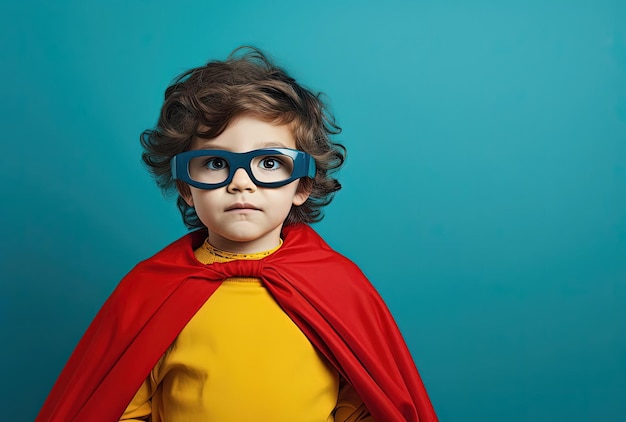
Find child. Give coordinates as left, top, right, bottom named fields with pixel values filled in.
left=37, top=47, right=437, bottom=422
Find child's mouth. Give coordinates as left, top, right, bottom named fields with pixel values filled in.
left=225, top=203, right=260, bottom=212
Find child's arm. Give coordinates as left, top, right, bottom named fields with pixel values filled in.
left=119, top=378, right=152, bottom=421
left=333, top=377, right=374, bottom=422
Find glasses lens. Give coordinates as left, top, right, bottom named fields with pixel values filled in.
left=186, top=151, right=297, bottom=186
left=251, top=153, right=295, bottom=183
left=188, top=155, right=230, bottom=185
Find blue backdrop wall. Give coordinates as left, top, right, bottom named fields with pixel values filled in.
left=1, top=1, right=625, bottom=420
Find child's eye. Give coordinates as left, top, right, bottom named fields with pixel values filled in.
left=259, top=157, right=282, bottom=170
left=204, top=157, right=228, bottom=170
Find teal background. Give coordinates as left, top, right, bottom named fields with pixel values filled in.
left=1, top=0, right=625, bottom=420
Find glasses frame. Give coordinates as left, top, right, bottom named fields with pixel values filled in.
left=171, top=148, right=317, bottom=189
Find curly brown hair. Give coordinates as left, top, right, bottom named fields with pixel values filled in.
left=140, top=47, right=346, bottom=229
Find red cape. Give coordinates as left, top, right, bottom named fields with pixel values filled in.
left=37, top=224, right=437, bottom=421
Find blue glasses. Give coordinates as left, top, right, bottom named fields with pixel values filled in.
left=171, top=148, right=316, bottom=189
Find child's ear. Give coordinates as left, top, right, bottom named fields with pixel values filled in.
left=177, top=181, right=194, bottom=207
left=292, top=191, right=309, bottom=206
left=292, top=181, right=312, bottom=206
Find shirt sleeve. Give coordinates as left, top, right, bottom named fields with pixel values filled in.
left=119, top=377, right=152, bottom=421
left=333, top=377, right=374, bottom=422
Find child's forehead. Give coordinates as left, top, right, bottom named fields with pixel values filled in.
left=190, top=116, right=297, bottom=152
left=197, top=114, right=298, bottom=136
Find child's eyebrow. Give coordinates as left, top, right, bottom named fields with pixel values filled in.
left=190, top=139, right=292, bottom=151
left=257, top=141, right=291, bottom=149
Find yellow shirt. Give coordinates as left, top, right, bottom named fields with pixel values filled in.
left=122, top=239, right=344, bottom=421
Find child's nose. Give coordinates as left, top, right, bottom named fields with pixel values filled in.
left=227, top=168, right=257, bottom=193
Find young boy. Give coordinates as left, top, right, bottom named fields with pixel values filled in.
left=37, top=48, right=437, bottom=422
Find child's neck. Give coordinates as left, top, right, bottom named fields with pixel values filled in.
left=194, top=237, right=283, bottom=265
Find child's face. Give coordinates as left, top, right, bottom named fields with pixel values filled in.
left=182, top=116, right=310, bottom=254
